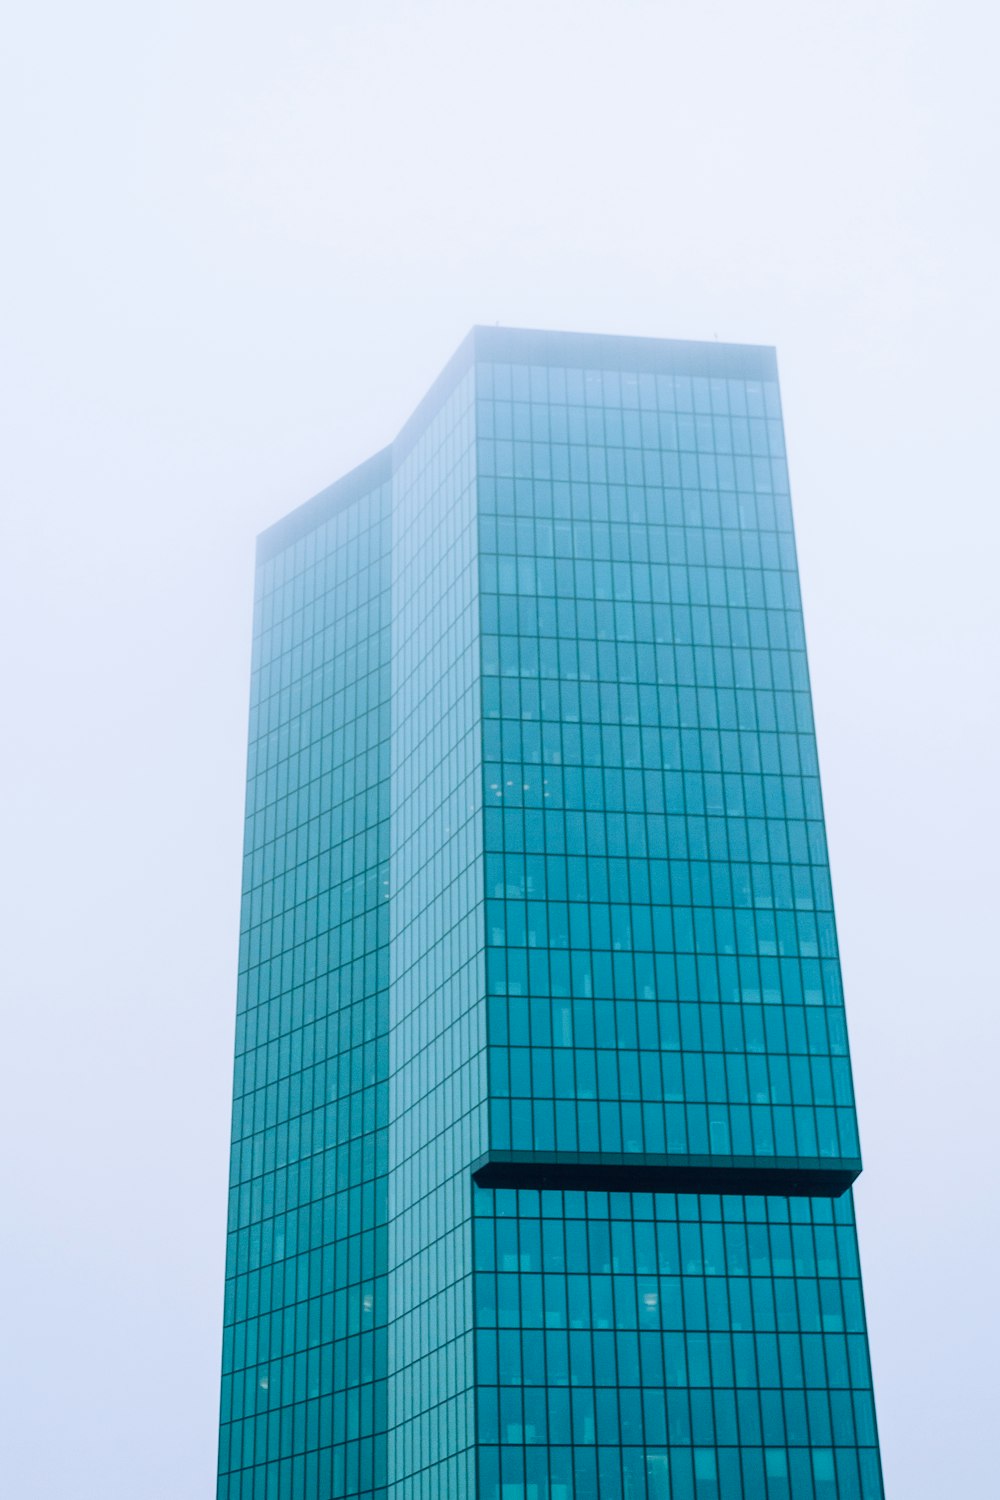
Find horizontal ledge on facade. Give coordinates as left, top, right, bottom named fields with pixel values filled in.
left=471, top=1151, right=862, bottom=1199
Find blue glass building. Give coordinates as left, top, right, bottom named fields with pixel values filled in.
left=218, top=328, right=883, bottom=1499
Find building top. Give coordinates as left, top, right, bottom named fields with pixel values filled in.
left=257, top=325, right=778, bottom=562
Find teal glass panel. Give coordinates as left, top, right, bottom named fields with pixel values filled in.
left=219, top=474, right=392, bottom=1500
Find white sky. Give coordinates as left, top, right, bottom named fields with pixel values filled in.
left=2, top=3, right=998, bottom=1495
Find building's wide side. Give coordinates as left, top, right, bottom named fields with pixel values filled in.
left=218, top=327, right=883, bottom=1500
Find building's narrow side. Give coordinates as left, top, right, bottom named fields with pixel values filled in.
left=386, top=365, right=486, bottom=1499
left=219, top=460, right=394, bottom=1500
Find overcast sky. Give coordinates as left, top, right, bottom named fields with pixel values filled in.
left=2, top=3, right=998, bottom=1495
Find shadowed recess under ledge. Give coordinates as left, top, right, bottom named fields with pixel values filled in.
left=471, top=1150, right=862, bottom=1198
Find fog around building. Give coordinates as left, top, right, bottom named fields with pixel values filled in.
left=1, top=3, right=997, bottom=1495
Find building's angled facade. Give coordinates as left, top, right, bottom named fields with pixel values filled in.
left=218, top=327, right=883, bottom=1500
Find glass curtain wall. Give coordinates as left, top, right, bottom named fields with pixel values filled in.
left=218, top=328, right=883, bottom=1500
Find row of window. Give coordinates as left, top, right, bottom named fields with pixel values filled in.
left=482, top=623, right=802, bottom=673
left=486, top=779, right=822, bottom=829
left=244, top=704, right=827, bottom=824
left=247, top=700, right=381, bottom=783
left=253, top=588, right=388, bottom=676
left=486, top=853, right=833, bottom=910
left=479, top=550, right=798, bottom=617
left=238, top=832, right=837, bottom=932
left=476, top=364, right=780, bottom=419
left=486, top=997, right=846, bottom=1056
left=227, top=1047, right=853, bottom=1185
left=219, top=1410, right=386, bottom=1480
left=485, top=938, right=837, bottom=1003
left=251, top=558, right=815, bottom=731
left=489, top=904, right=829, bottom=974
left=479, top=440, right=788, bottom=503
left=485, top=843, right=830, bottom=900
left=234, top=960, right=382, bottom=1049
left=477, top=1439, right=881, bottom=1500
left=254, top=527, right=814, bottom=678
left=241, top=867, right=386, bottom=941
left=489, top=1098, right=857, bottom=1163
left=477, top=1384, right=876, bottom=1450
left=470, top=1186, right=866, bottom=1266
left=484, top=808, right=833, bottom=894
left=254, top=566, right=390, bottom=653
left=227, top=1008, right=853, bottom=1170
left=247, top=740, right=387, bottom=814
left=480, top=477, right=794, bottom=545
left=238, top=806, right=832, bottom=910
left=508, top=671, right=789, bottom=736
left=482, top=633, right=810, bottom=687
left=482, top=523, right=796, bottom=580
left=485, top=517, right=794, bottom=571
left=489, top=1045, right=853, bottom=1109
left=477, top=401, right=784, bottom=459
left=482, top=673, right=811, bottom=730
left=241, top=912, right=384, bottom=978
left=485, top=902, right=837, bottom=961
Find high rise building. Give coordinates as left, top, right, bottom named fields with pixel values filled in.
left=218, top=327, right=883, bottom=1500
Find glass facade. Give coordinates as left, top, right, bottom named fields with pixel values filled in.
left=218, top=328, right=883, bottom=1499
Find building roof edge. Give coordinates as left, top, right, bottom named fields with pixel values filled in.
left=255, top=447, right=393, bottom=563
left=254, top=327, right=779, bottom=559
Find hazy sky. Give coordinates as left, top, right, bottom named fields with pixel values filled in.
left=2, top=3, right=998, bottom=1495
